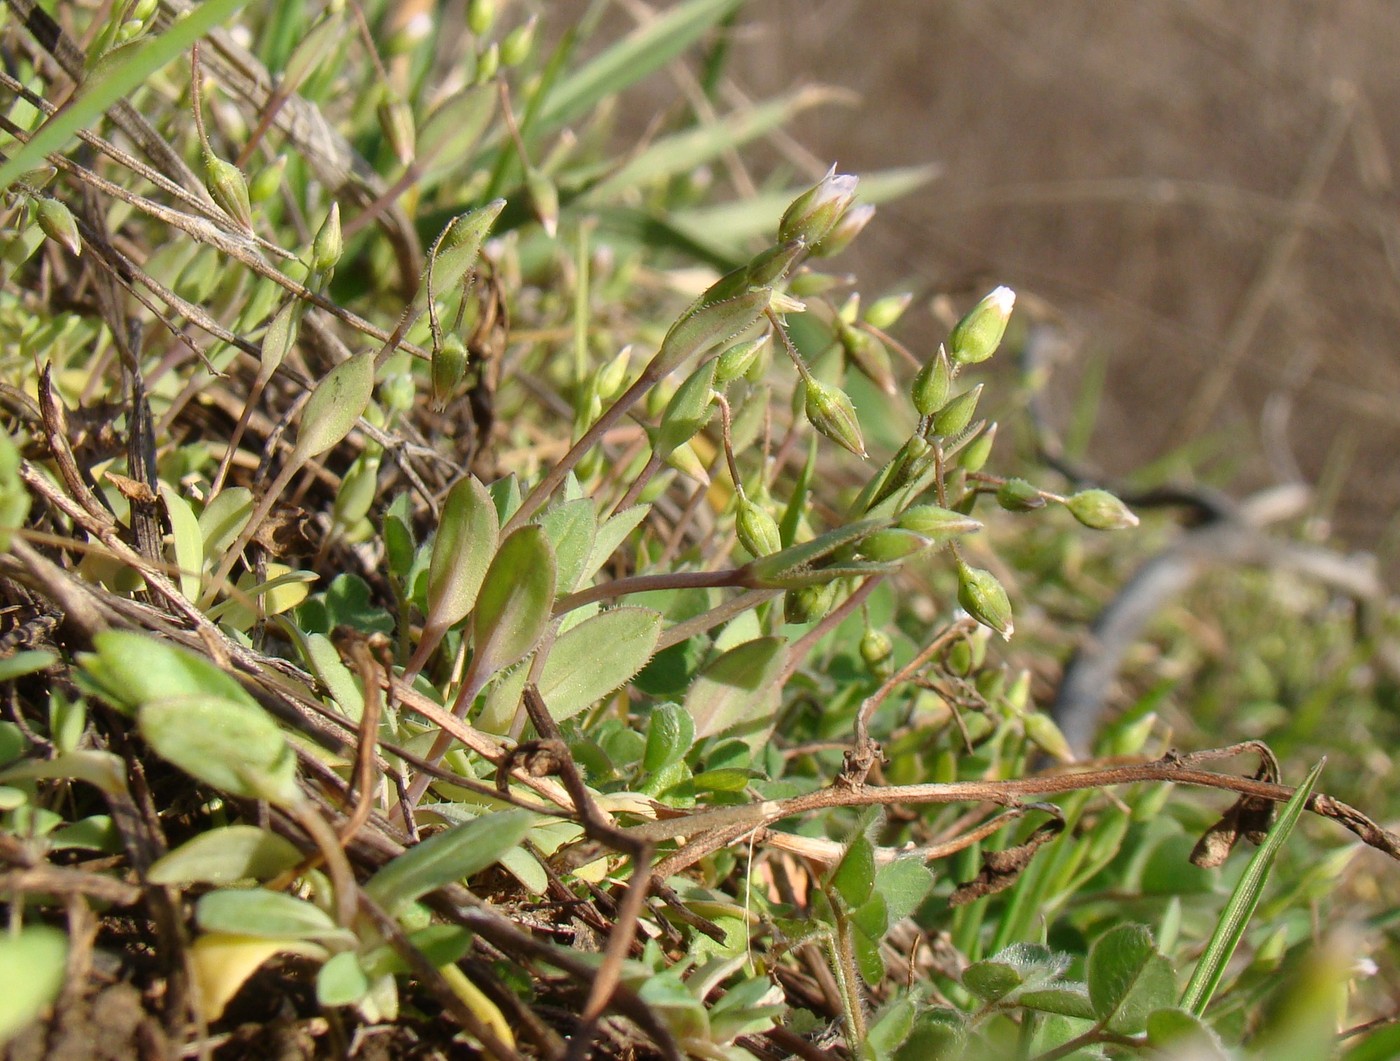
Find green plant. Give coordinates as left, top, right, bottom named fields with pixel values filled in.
left=1, top=2, right=1397, bottom=1058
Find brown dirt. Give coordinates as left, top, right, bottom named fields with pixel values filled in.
left=729, top=1, right=1400, bottom=559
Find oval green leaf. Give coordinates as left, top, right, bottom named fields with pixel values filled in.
left=138, top=694, right=299, bottom=806
left=426, top=475, right=498, bottom=633
left=149, top=825, right=305, bottom=885
left=0, top=926, right=67, bottom=1045
left=196, top=888, right=354, bottom=945
left=537, top=607, right=661, bottom=721
left=365, top=809, right=536, bottom=916
left=684, top=635, right=787, bottom=739
left=290, top=352, right=375, bottom=465
left=471, top=525, right=557, bottom=680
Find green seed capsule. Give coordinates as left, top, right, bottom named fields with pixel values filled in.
left=311, top=202, right=342, bottom=274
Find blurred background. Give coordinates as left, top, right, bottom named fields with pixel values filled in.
left=724, top=0, right=1400, bottom=563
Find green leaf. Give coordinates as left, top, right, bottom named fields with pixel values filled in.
left=138, top=695, right=300, bottom=806
left=0, top=650, right=57, bottom=683
left=0, top=426, right=31, bottom=551
left=536, top=497, right=597, bottom=595
left=196, top=888, right=355, bottom=945
left=1087, top=924, right=1176, bottom=1034
left=289, top=352, right=375, bottom=465
left=80, top=631, right=251, bottom=715
left=581, top=504, right=647, bottom=585
left=643, top=702, right=695, bottom=772
left=684, top=636, right=787, bottom=739
left=539, top=0, right=744, bottom=129
left=148, top=825, right=304, bottom=885
left=1145, top=1007, right=1228, bottom=1059
left=537, top=607, right=662, bottom=721
left=420, top=199, right=507, bottom=307
left=654, top=358, right=717, bottom=459
left=424, top=476, right=498, bottom=637
left=365, top=809, right=536, bottom=916
left=0, top=0, right=254, bottom=191
left=0, top=926, right=66, bottom=1045
left=964, top=943, right=1072, bottom=1003
left=1017, top=985, right=1096, bottom=1020
left=317, top=951, right=371, bottom=1008
left=199, top=487, right=253, bottom=564
left=1180, top=759, right=1325, bottom=1016
left=304, top=632, right=364, bottom=721
left=158, top=481, right=203, bottom=600
left=874, top=858, right=935, bottom=923
left=0, top=750, right=127, bottom=796
left=471, top=526, right=557, bottom=680
left=830, top=834, right=876, bottom=909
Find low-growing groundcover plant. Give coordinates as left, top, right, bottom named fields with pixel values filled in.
left=1, top=2, right=1399, bottom=1058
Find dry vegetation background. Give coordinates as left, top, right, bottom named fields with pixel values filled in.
left=719, top=0, right=1400, bottom=559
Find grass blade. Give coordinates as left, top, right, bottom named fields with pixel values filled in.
left=538, top=0, right=743, bottom=130
left=0, top=0, right=252, bottom=191
left=1179, top=758, right=1326, bottom=1016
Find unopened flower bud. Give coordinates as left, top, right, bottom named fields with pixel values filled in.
left=810, top=202, right=874, bottom=259
left=785, top=581, right=839, bottom=624
left=788, top=269, right=851, bottom=298
left=857, top=527, right=930, bottom=562
left=933, top=383, right=983, bottom=438
left=526, top=168, right=558, bottom=237
left=311, top=202, right=342, bottom=273
left=1065, top=489, right=1139, bottom=530
left=996, top=478, right=1045, bottom=511
left=35, top=197, right=80, bottom=256
left=203, top=151, right=253, bottom=233
left=745, top=239, right=806, bottom=287
left=803, top=377, right=867, bottom=458
left=956, top=560, right=1014, bottom=639
left=474, top=41, right=500, bottom=82
left=911, top=346, right=952, bottom=416
left=595, top=345, right=632, bottom=398
left=947, top=286, right=1014, bottom=365
left=864, top=291, right=913, bottom=331
left=432, top=333, right=469, bottom=410
left=467, top=0, right=494, bottom=35
left=959, top=422, right=997, bottom=473
left=838, top=320, right=895, bottom=395
left=778, top=166, right=858, bottom=247
left=735, top=495, right=782, bottom=557
left=897, top=504, right=981, bottom=543
left=500, top=15, right=537, bottom=66
left=377, top=95, right=416, bottom=167
left=1024, top=712, right=1075, bottom=763
left=715, top=336, right=767, bottom=384
left=860, top=628, right=894, bottom=677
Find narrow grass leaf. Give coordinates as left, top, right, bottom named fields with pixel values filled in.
left=1179, top=759, right=1326, bottom=1016
left=539, top=0, right=744, bottom=129
left=0, top=0, right=253, bottom=191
